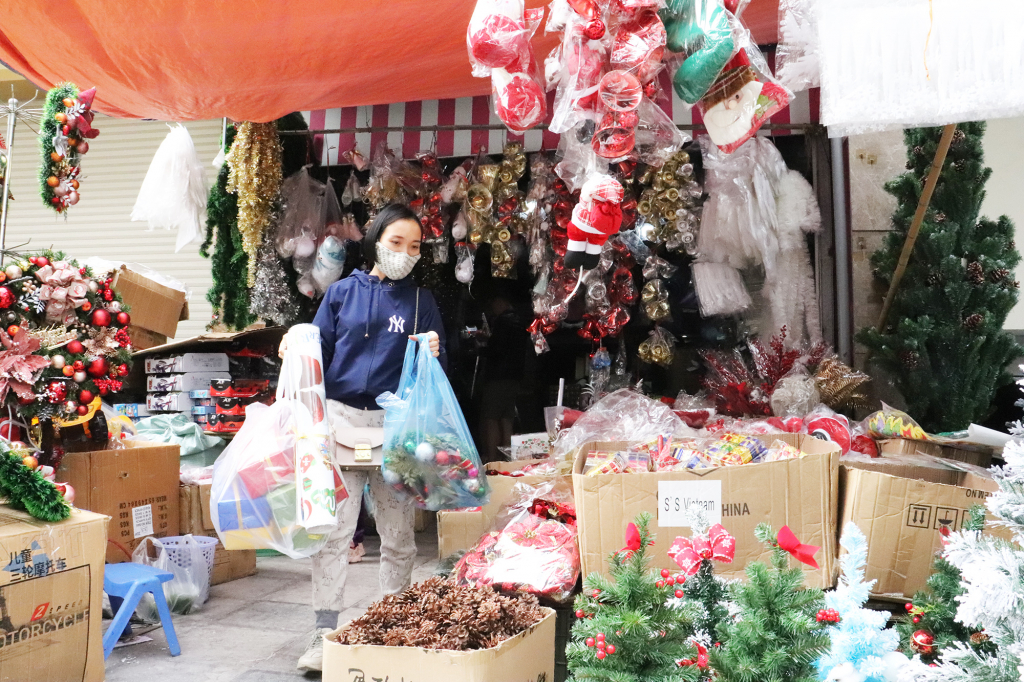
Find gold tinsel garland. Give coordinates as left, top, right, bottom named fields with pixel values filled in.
left=226, top=122, right=283, bottom=287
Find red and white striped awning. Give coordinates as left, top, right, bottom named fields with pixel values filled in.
left=302, top=70, right=820, bottom=165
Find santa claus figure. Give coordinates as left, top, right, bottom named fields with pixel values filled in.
left=699, top=51, right=789, bottom=154
left=565, top=174, right=624, bottom=270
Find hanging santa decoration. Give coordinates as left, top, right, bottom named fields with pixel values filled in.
left=565, top=174, right=624, bottom=270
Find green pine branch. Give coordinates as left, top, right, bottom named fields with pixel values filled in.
left=0, top=452, right=70, bottom=522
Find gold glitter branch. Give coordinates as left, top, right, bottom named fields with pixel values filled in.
left=227, top=121, right=283, bottom=287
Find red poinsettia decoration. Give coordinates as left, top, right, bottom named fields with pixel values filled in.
left=0, top=329, right=51, bottom=403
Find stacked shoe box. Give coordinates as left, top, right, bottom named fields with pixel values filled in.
left=144, top=353, right=231, bottom=417
left=191, top=379, right=272, bottom=434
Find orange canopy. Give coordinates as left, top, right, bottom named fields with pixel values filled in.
left=0, top=0, right=779, bottom=122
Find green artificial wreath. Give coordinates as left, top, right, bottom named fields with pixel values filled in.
left=39, top=83, right=99, bottom=214
left=0, top=450, right=70, bottom=522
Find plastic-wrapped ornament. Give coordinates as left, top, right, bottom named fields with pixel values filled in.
left=642, top=255, right=677, bottom=281
left=638, top=326, right=675, bottom=367
left=635, top=149, right=703, bottom=250
left=455, top=242, right=476, bottom=284
left=341, top=171, right=362, bottom=207
left=589, top=346, right=612, bottom=396
left=641, top=279, right=670, bottom=321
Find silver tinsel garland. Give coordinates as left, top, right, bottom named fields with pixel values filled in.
left=249, top=241, right=304, bottom=327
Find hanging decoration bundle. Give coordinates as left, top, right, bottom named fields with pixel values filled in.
left=39, top=83, right=99, bottom=214
left=226, top=121, right=282, bottom=286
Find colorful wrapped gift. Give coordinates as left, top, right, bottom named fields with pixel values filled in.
left=217, top=492, right=272, bottom=531
left=237, top=449, right=293, bottom=499
left=701, top=433, right=768, bottom=467
left=266, top=485, right=329, bottom=550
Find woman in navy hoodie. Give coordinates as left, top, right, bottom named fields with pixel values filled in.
left=297, top=204, right=445, bottom=672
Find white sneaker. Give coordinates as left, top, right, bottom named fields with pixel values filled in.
left=297, top=627, right=332, bottom=672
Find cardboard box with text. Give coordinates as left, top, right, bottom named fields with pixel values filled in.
left=324, top=607, right=555, bottom=682
left=437, top=460, right=572, bottom=559
left=0, top=506, right=107, bottom=682
left=58, top=441, right=180, bottom=563
left=839, top=455, right=1004, bottom=599
left=573, top=435, right=840, bottom=589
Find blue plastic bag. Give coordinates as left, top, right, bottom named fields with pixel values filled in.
left=376, top=334, right=490, bottom=510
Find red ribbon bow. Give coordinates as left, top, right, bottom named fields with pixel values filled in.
left=678, top=641, right=708, bottom=669
left=668, top=524, right=736, bottom=576
left=776, top=525, right=820, bottom=569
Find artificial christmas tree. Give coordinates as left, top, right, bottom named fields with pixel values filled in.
left=817, top=522, right=910, bottom=682
left=907, top=439, right=1024, bottom=682
left=668, top=509, right=734, bottom=646
left=567, top=512, right=705, bottom=682
left=896, top=506, right=994, bottom=665
left=710, top=524, right=829, bottom=682
left=858, top=123, right=1020, bottom=433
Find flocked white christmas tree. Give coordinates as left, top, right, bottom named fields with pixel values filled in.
left=907, top=437, right=1024, bottom=682
left=817, top=522, right=909, bottom=682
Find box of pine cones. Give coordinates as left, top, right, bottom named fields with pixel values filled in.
left=323, top=577, right=555, bottom=681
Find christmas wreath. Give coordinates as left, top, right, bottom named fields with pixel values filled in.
left=0, top=250, right=132, bottom=423
left=39, top=83, right=99, bottom=214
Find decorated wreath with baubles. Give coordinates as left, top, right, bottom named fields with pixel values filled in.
left=39, top=83, right=99, bottom=214
left=0, top=249, right=132, bottom=422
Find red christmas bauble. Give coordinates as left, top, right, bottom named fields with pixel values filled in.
left=86, top=358, right=109, bottom=378
left=6, top=325, right=18, bottom=337
left=0, top=287, right=14, bottom=309
left=72, top=360, right=84, bottom=371
left=78, top=390, right=94, bottom=405
left=76, top=405, right=88, bottom=416
left=36, top=257, right=48, bottom=267
left=468, top=14, right=528, bottom=69
left=911, top=629, right=935, bottom=655
left=91, top=309, right=111, bottom=327
left=67, top=340, right=84, bottom=355
left=116, top=312, right=130, bottom=326
left=493, top=72, right=546, bottom=133
left=118, top=364, right=129, bottom=377
left=81, top=301, right=92, bottom=312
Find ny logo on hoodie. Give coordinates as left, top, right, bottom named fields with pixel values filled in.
left=387, top=315, right=406, bottom=333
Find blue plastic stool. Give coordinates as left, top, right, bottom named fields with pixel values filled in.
left=103, top=563, right=181, bottom=659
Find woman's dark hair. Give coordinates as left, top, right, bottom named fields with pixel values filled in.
left=363, top=203, right=421, bottom=268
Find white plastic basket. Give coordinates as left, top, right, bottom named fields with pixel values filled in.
left=161, top=535, right=218, bottom=582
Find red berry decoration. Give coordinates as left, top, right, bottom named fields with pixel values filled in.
left=576, top=610, right=584, bottom=618
left=81, top=301, right=92, bottom=312
left=103, top=289, right=113, bottom=302
left=675, top=589, right=684, bottom=598
left=0, top=287, right=14, bottom=309
left=597, top=641, right=605, bottom=650
left=913, top=616, right=920, bottom=624
left=655, top=580, right=664, bottom=588
left=596, top=651, right=606, bottom=660
left=905, top=603, right=913, bottom=612
left=592, top=590, right=601, bottom=598
left=586, top=638, right=595, bottom=647
left=660, top=569, right=670, bottom=578
left=606, top=645, right=615, bottom=655
left=118, top=363, right=129, bottom=377
left=116, top=311, right=130, bottom=326
left=78, top=390, right=94, bottom=405
left=91, top=309, right=111, bottom=327
left=665, top=577, right=674, bottom=586
left=67, top=340, right=84, bottom=355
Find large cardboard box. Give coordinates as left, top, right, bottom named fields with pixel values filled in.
left=0, top=506, right=108, bottom=682
left=323, top=607, right=555, bottom=682
left=573, top=435, right=841, bottom=589
left=179, top=483, right=256, bottom=585
left=112, top=265, right=189, bottom=339
left=878, top=437, right=994, bottom=469
left=839, top=456, right=1003, bottom=599
left=437, top=460, right=572, bottom=559
left=57, top=441, right=180, bottom=563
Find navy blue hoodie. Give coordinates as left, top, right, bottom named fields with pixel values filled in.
left=312, top=270, right=447, bottom=410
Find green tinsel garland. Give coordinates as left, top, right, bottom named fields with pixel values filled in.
left=0, top=452, right=70, bottom=522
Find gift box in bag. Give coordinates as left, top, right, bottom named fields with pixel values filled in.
left=266, top=485, right=328, bottom=550
left=217, top=487, right=272, bottom=531
left=237, top=449, right=293, bottom=499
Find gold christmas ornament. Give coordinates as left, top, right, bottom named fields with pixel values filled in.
left=642, top=279, right=670, bottom=321
left=638, top=327, right=675, bottom=367
left=814, top=355, right=871, bottom=410
left=226, top=121, right=283, bottom=287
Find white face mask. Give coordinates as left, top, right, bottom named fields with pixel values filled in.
left=375, top=242, right=420, bottom=281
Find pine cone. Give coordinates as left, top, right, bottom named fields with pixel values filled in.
left=926, top=273, right=941, bottom=286
left=899, top=351, right=921, bottom=369
left=913, top=145, right=924, bottom=156
left=905, top=160, right=914, bottom=170
left=970, top=631, right=990, bottom=645
left=989, top=268, right=1010, bottom=283
left=966, top=261, right=985, bottom=285
left=954, top=160, right=966, bottom=172
left=934, top=212, right=947, bottom=223
left=964, top=313, right=984, bottom=331
left=952, top=128, right=966, bottom=146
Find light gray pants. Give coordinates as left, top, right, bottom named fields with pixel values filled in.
left=311, top=401, right=416, bottom=629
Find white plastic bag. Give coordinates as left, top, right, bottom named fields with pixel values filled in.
left=132, top=535, right=209, bottom=618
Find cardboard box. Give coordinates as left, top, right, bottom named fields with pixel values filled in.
left=179, top=484, right=257, bottom=584
left=210, top=543, right=257, bottom=585
left=324, top=607, right=555, bottom=682
left=57, top=441, right=180, bottom=564
left=147, top=373, right=232, bottom=393
left=573, top=435, right=841, bottom=589
left=878, top=437, right=994, bottom=469
left=146, top=392, right=194, bottom=412
left=839, top=456, right=1005, bottom=599
left=127, top=326, right=168, bottom=351
left=112, top=265, right=189, bottom=339
left=113, top=403, right=151, bottom=421
left=0, top=506, right=108, bottom=682
left=145, top=353, right=230, bottom=375
left=437, top=460, right=572, bottom=559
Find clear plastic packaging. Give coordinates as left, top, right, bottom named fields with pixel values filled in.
left=132, top=535, right=211, bottom=617
left=769, top=365, right=821, bottom=417
left=276, top=166, right=326, bottom=267
left=663, top=0, right=737, bottom=104
left=637, top=325, right=675, bottom=366
left=775, top=0, right=819, bottom=92
left=804, top=405, right=852, bottom=454
left=377, top=335, right=490, bottom=510
left=863, top=404, right=930, bottom=442
left=309, top=236, right=347, bottom=298
left=641, top=278, right=670, bottom=321
left=548, top=7, right=608, bottom=136
left=453, top=479, right=579, bottom=603
left=467, top=0, right=534, bottom=76
left=550, top=388, right=684, bottom=465
left=692, top=261, right=751, bottom=316
left=673, top=391, right=715, bottom=428
left=697, top=43, right=791, bottom=154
